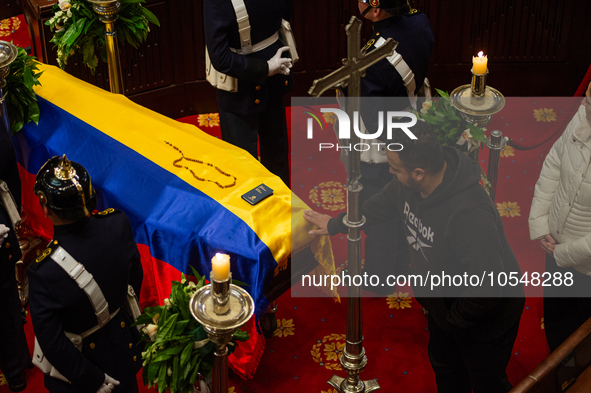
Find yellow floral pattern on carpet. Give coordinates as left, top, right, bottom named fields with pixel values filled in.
left=310, top=181, right=347, bottom=211
left=497, top=201, right=521, bottom=218
left=197, top=113, right=220, bottom=127
left=0, top=16, right=22, bottom=38
left=274, top=318, right=295, bottom=337
left=500, top=145, right=515, bottom=158
left=228, top=387, right=235, bottom=393
left=387, top=292, right=412, bottom=309
left=321, top=389, right=339, bottom=393
left=541, top=317, right=545, bottom=330
left=534, top=108, right=557, bottom=122
left=311, top=333, right=346, bottom=371
left=0, top=373, right=6, bottom=386
left=323, top=112, right=337, bottom=125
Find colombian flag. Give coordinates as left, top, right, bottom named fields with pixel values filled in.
left=13, top=64, right=336, bottom=377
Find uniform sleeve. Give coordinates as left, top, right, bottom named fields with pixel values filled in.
left=203, top=0, right=268, bottom=84
left=28, top=267, right=105, bottom=393
left=444, top=208, right=506, bottom=329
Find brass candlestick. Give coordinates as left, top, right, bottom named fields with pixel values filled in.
left=0, top=41, right=18, bottom=135
left=86, top=0, right=124, bottom=94
left=189, top=272, right=254, bottom=393
left=470, top=69, right=488, bottom=106
left=451, top=66, right=507, bottom=202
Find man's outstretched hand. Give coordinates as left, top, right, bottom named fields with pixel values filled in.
left=303, top=210, right=332, bottom=236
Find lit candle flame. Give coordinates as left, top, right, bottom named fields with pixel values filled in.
left=478, top=51, right=484, bottom=59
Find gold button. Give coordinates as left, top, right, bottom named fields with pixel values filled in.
left=285, top=81, right=289, bottom=86
left=121, top=322, right=126, bottom=328
left=133, top=356, right=137, bottom=362
left=255, top=85, right=261, bottom=90
left=255, top=99, right=260, bottom=104
left=90, top=343, right=95, bottom=349
left=5, top=242, right=10, bottom=248
left=53, top=240, right=58, bottom=245
left=129, top=343, right=133, bottom=349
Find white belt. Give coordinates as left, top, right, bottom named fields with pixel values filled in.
left=230, top=31, right=279, bottom=55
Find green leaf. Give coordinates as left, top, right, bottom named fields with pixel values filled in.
left=157, top=360, right=168, bottom=393
left=62, top=18, right=85, bottom=47
left=231, top=279, right=249, bottom=287
left=147, top=360, right=160, bottom=385
left=141, top=7, right=160, bottom=27
left=435, top=88, right=450, bottom=98
left=180, top=340, right=194, bottom=367
left=172, top=353, right=180, bottom=392
left=172, top=320, right=190, bottom=337
left=189, top=265, right=202, bottom=281
left=155, top=313, right=178, bottom=343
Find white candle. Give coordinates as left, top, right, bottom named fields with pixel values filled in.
left=211, top=253, right=230, bottom=281
left=472, top=51, right=488, bottom=75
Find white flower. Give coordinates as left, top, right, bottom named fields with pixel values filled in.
left=420, top=100, right=433, bottom=114
left=164, top=298, right=172, bottom=309
left=181, top=275, right=187, bottom=284
left=456, top=129, right=479, bottom=152
left=167, top=368, right=172, bottom=377
left=58, top=0, right=71, bottom=11
left=146, top=324, right=158, bottom=341
left=187, top=281, right=197, bottom=289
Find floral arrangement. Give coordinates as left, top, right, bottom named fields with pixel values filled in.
left=418, top=89, right=487, bottom=155
left=4, top=45, right=42, bottom=133
left=133, top=268, right=248, bottom=393
left=45, top=0, right=159, bottom=73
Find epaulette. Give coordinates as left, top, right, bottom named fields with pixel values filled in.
left=92, top=208, right=120, bottom=217
left=30, top=239, right=59, bottom=271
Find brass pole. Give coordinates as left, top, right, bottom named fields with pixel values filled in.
left=0, top=41, right=18, bottom=134
left=88, top=1, right=124, bottom=94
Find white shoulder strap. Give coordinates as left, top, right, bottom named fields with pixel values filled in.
left=50, top=246, right=111, bottom=327
left=0, top=180, right=21, bottom=229
left=231, top=0, right=252, bottom=55
left=374, top=37, right=418, bottom=110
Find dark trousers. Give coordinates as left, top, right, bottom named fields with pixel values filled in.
left=0, top=260, right=30, bottom=379
left=219, top=98, right=290, bottom=187
left=543, top=254, right=591, bottom=352
left=359, top=162, right=409, bottom=295
left=427, top=316, right=519, bottom=393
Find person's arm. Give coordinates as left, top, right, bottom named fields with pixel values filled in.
left=443, top=207, right=509, bottom=330
left=203, top=0, right=268, bottom=83
left=528, top=108, right=585, bottom=241
left=304, top=179, right=402, bottom=236
left=28, top=268, right=106, bottom=393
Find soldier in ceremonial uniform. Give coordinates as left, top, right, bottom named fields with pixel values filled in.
left=203, top=0, right=294, bottom=187
left=28, top=156, right=143, bottom=393
left=0, top=130, right=32, bottom=392
left=355, top=0, right=435, bottom=292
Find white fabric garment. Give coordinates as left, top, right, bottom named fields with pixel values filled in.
left=529, top=105, right=591, bottom=275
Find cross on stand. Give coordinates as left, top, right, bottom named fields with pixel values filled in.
left=309, top=16, right=398, bottom=393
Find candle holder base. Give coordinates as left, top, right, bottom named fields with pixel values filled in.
left=450, top=84, right=505, bottom=128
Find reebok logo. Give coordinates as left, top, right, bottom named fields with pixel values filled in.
left=403, top=202, right=435, bottom=248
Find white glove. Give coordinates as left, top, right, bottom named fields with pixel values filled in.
left=96, top=374, right=120, bottom=393
left=0, top=224, right=9, bottom=247
left=267, top=46, right=292, bottom=76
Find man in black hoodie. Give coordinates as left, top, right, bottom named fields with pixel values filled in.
left=304, top=122, right=525, bottom=392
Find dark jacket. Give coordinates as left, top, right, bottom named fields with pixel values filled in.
left=28, top=210, right=143, bottom=393
left=360, top=12, right=434, bottom=133
left=203, top=0, right=293, bottom=115
left=329, top=147, right=525, bottom=339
